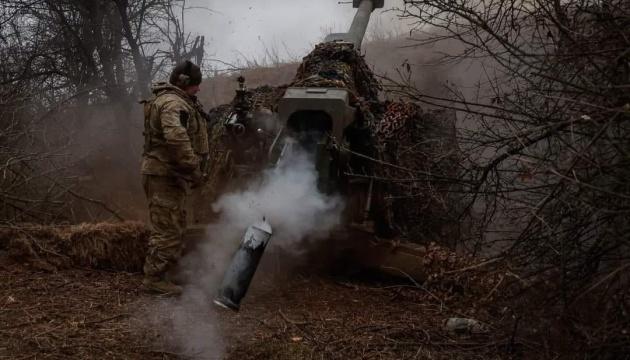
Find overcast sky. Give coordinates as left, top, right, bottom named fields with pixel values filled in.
left=186, top=0, right=403, bottom=67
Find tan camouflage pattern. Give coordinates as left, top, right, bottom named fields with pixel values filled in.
left=141, top=82, right=209, bottom=278
left=141, top=82, right=209, bottom=180
left=142, top=175, right=187, bottom=277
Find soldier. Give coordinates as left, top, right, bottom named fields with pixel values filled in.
left=141, top=60, right=209, bottom=295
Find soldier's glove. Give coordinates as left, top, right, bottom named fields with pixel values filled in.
left=190, top=169, right=207, bottom=189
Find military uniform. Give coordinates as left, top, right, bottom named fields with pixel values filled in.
left=141, top=82, right=209, bottom=284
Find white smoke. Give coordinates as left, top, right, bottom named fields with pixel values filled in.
left=145, top=140, right=345, bottom=359
left=142, top=289, right=224, bottom=359
left=212, top=143, right=345, bottom=249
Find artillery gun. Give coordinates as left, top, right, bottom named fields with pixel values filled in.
left=208, top=0, right=460, bottom=310
left=204, top=0, right=458, bottom=239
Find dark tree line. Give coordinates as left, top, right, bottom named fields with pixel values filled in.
left=0, top=0, right=205, bottom=223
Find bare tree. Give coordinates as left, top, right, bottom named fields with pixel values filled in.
left=0, top=0, right=207, bottom=223
left=148, top=0, right=205, bottom=65
left=389, top=0, right=629, bottom=355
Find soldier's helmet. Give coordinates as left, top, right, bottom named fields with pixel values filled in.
left=169, top=60, right=202, bottom=88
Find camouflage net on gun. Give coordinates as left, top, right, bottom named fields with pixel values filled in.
left=293, top=43, right=460, bottom=242
left=206, top=42, right=461, bottom=244
left=371, top=102, right=461, bottom=243
left=204, top=86, right=288, bottom=196
left=292, top=42, right=381, bottom=102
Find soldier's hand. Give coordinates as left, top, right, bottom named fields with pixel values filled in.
left=190, top=169, right=206, bottom=189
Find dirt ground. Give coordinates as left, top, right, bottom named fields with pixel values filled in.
left=0, top=247, right=538, bottom=360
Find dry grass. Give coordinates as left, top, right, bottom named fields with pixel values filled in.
left=0, top=222, right=551, bottom=359
left=0, top=260, right=530, bottom=360
left=0, top=222, right=148, bottom=272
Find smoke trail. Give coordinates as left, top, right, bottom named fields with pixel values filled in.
left=146, top=139, right=344, bottom=359
left=188, top=139, right=345, bottom=288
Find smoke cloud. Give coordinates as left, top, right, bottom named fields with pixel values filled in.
left=144, top=140, right=344, bottom=359
left=143, top=290, right=225, bottom=359
left=212, top=142, right=345, bottom=250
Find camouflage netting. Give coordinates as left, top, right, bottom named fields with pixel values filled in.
left=206, top=42, right=378, bottom=124
left=371, top=102, right=461, bottom=245
left=204, top=86, right=288, bottom=190
left=207, top=42, right=461, bottom=245
left=0, top=222, right=148, bottom=272
left=292, top=42, right=461, bottom=243
left=292, top=42, right=381, bottom=102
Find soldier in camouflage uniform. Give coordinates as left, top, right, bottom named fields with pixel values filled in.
left=141, top=60, right=209, bottom=295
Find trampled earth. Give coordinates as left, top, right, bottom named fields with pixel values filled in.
left=0, top=252, right=519, bottom=360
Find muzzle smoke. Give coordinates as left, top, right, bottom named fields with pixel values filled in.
left=213, top=141, right=345, bottom=250
left=146, top=139, right=344, bottom=359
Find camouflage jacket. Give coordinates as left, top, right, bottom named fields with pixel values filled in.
left=141, top=82, right=209, bottom=180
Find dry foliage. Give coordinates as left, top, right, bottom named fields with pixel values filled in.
left=0, top=0, right=206, bottom=224
left=0, top=222, right=148, bottom=271
left=385, top=0, right=630, bottom=356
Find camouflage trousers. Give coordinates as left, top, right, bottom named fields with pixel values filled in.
left=142, top=175, right=187, bottom=278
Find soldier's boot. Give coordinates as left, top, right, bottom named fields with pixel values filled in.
left=142, top=276, right=183, bottom=296
left=165, top=269, right=191, bottom=286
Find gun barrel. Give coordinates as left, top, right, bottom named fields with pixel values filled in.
left=347, top=0, right=375, bottom=50
left=324, top=0, right=384, bottom=50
